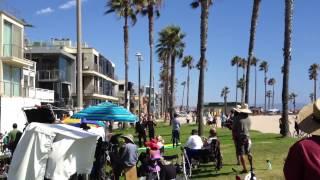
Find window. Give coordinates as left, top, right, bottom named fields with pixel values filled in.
left=119, top=85, right=124, bottom=91
left=3, top=21, right=22, bottom=58
left=3, top=64, right=21, bottom=96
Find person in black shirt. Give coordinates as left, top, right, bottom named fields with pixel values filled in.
left=146, top=115, right=156, bottom=140
left=135, top=117, right=147, bottom=147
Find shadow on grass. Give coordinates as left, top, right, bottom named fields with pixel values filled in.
left=192, top=171, right=235, bottom=178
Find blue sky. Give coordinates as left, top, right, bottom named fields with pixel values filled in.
left=1, top=0, right=320, bottom=107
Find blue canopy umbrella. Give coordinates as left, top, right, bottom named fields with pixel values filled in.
left=72, top=102, right=137, bottom=123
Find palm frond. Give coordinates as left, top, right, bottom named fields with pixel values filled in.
left=190, top=1, right=200, bottom=9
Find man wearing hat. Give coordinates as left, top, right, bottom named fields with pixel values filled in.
left=234, top=104, right=253, bottom=173
left=231, top=105, right=241, bottom=165
left=113, top=134, right=138, bottom=180
left=284, top=99, right=320, bottom=179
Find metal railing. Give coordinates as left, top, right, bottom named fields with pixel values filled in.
left=37, top=70, right=65, bottom=81
left=84, top=86, right=114, bottom=97
left=0, top=81, right=54, bottom=102
left=2, top=44, right=23, bottom=59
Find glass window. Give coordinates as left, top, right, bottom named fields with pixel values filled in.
left=3, top=21, right=12, bottom=56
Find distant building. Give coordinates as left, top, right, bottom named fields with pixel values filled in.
left=26, top=38, right=119, bottom=109
left=115, top=80, right=134, bottom=111
left=0, top=11, right=54, bottom=132
left=204, top=102, right=238, bottom=115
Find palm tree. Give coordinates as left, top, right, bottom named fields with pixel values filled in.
left=182, top=55, right=194, bottom=112
left=281, top=0, right=293, bottom=137
left=310, top=93, right=314, bottom=102
left=156, top=25, right=185, bottom=123
left=105, top=0, right=137, bottom=112
left=289, top=92, right=297, bottom=112
left=268, top=78, right=276, bottom=108
left=221, top=86, right=230, bottom=115
left=136, top=0, right=163, bottom=121
left=250, top=57, right=259, bottom=107
left=239, top=58, right=247, bottom=104
left=259, top=60, right=268, bottom=111
left=308, top=63, right=319, bottom=101
left=231, top=56, right=242, bottom=104
left=237, top=78, right=246, bottom=105
left=245, top=0, right=262, bottom=104
left=191, top=0, right=213, bottom=136
left=181, top=81, right=186, bottom=110
left=266, top=90, right=272, bottom=110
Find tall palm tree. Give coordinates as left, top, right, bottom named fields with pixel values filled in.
left=308, top=63, right=319, bottom=101
left=281, top=0, right=293, bottom=137
left=245, top=0, right=262, bottom=104
left=136, top=0, right=162, bottom=121
left=239, top=58, right=247, bottom=104
left=221, top=86, right=230, bottom=115
left=289, top=92, right=297, bottom=112
left=182, top=55, right=194, bottom=112
left=231, top=56, right=242, bottom=104
left=237, top=78, right=246, bottom=106
left=268, top=78, right=276, bottom=108
left=181, top=81, right=186, bottom=110
left=250, top=57, right=259, bottom=107
left=259, top=60, right=268, bottom=111
left=310, top=93, right=314, bottom=102
left=156, top=25, right=185, bottom=123
left=266, top=90, right=272, bottom=110
left=105, top=0, right=137, bottom=112
left=191, top=0, right=213, bottom=136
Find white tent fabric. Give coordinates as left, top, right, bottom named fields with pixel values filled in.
left=8, top=123, right=98, bottom=180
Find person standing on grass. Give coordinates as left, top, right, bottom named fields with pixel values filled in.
left=284, top=99, right=320, bottom=180
left=8, top=123, right=22, bottom=154
left=172, top=113, right=181, bottom=148
left=232, top=105, right=241, bottom=165
left=135, top=116, right=147, bottom=147
left=146, top=115, right=156, bottom=140
left=234, top=104, right=253, bottom=174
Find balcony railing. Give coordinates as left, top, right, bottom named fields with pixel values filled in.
left=84, top=86, right=114, bottom=97
left=0, top=81, right=54, bottom=102
left=2, top=44, right=23, bottom=59
left=37, top=70, right=65, bottom=81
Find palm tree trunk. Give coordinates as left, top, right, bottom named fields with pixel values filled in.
left=170, top=55, right=176, bottom=124
left=293, top=98, right=296, bottom=112
left=241, top=70, right=245, bottom=104
left=224, top=96, right=227, bottom=115
left=264, top=73, right=267, bottom=111
left=182, top=84, right=185, bottom=110
left=164, top=58, right=169, bottom=122
left=123, top=14, right=129, bottom=129
left=254, top=65, right=257, bottom=107
left=236, top=66, right=239, bottom=104
left=272, top=84, right=275, bottom=108
left=245, top=0, right=261, bottom=105
left=186, top=67, right=190, bottom=112
left=197, top=0, right=209, bottom=136
left=268, top=96, right=270, bottom=110
left=147, top=4, right=154, bottom=122
left=314, top=79, right=317, bottom=100
left=281, top=0, right=293, bottom=137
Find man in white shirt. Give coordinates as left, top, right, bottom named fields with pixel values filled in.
left=185, top=129, right=203, bottom=167
left=185, top=129, right=203, bottom=150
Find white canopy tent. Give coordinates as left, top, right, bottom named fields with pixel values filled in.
left=8, top=123, right=98, bottom=180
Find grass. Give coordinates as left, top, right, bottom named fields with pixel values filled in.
left=113, top=123, right=297, bottom=180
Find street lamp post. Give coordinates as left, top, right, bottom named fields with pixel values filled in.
left=136, top=52, right=143, bottom=122
left=76, top=0, right=83, bottom=109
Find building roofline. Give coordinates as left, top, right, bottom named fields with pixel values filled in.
left=0, top=11, right=26, bottom=26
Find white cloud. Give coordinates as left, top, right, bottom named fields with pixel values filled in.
left=36, top=7, right=54, bottom=15
left=59, top=0, right=87, bottom=10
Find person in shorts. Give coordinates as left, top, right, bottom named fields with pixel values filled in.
left=234, top=104, right=253, bottom=174
left=172, top=113, right=180, bottom=147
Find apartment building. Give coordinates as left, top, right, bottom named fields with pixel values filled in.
left=26, top=39, right=119, bottom=108
left=0, top=12, right=54, bottom=132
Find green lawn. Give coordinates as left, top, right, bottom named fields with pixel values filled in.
left=113, top=123, right=297, bottom=180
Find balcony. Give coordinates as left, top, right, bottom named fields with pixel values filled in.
left=1, top=44, right=34, bottom=67
left=84, top=87, right=118, bottom=102
left=0, top=81, right=54, bottom=102
left=37, top=70, right=65, bottom=81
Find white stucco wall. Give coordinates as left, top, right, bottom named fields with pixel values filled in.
left=0, top=97, right=40, bottom=133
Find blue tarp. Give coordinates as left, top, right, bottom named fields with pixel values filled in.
left=72, top=102, right=137, bottom=123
